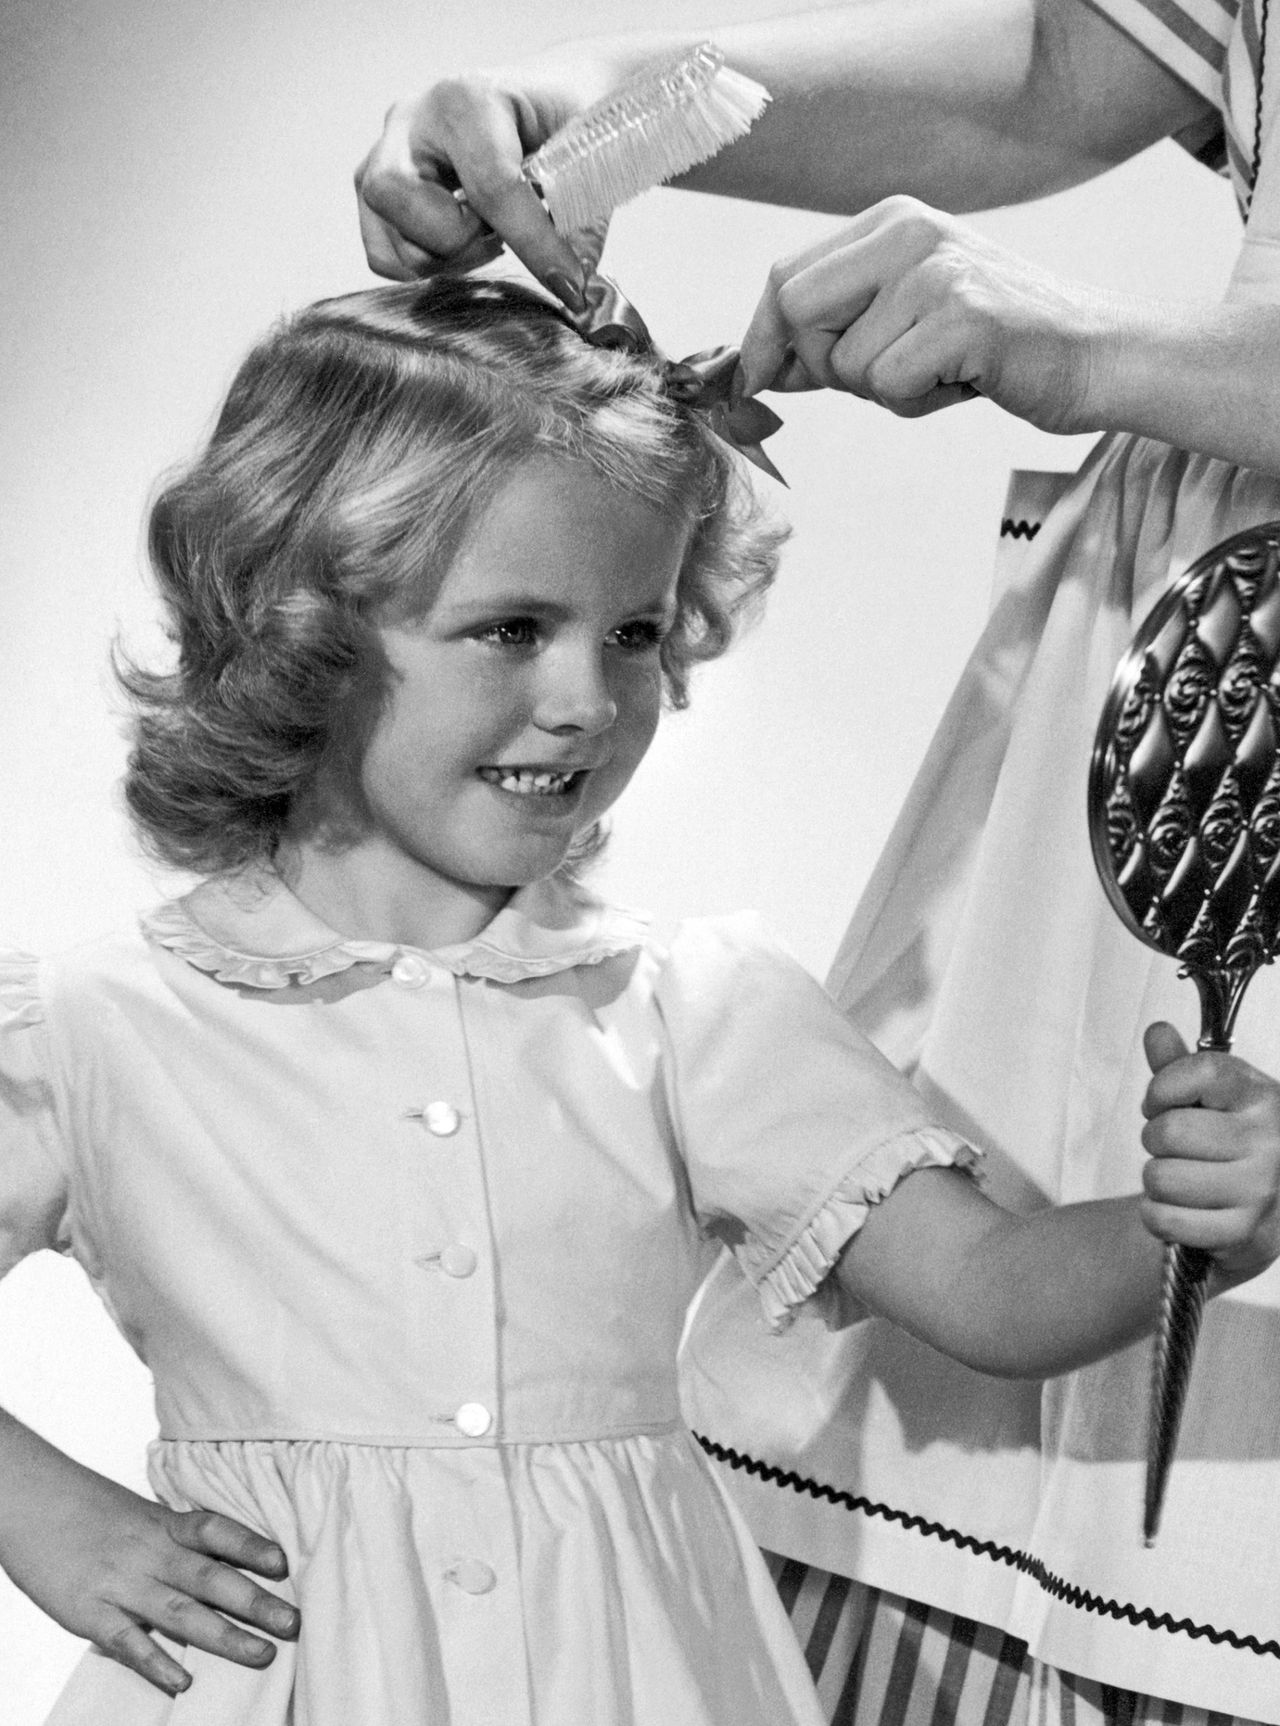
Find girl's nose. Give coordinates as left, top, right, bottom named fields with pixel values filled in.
left=534, top=649, right=618, bottom=735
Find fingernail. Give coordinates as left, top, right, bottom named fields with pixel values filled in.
left=546, top=270, right=586, bottom=313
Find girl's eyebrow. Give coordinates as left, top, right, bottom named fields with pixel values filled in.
left=438, top=590, right=677, bottom=623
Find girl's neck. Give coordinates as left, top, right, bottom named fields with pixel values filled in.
left=275, top=837, right=515, bottom=951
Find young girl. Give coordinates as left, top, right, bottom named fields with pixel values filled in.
left=1, top=275, right=1278, bottom=1726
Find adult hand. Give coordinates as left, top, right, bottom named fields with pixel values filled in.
left=1141, top=1021, right=1280, bottom=1286
left=1, top=1433, right=299, bottom=1697
left=355, top=55, right=622, bottom=305
left=739, top=196, right=1121, bottom=432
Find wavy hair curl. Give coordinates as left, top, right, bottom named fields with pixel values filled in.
left=119, top=276, right=786, bottom=875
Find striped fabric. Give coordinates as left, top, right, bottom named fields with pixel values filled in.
left=763, top=1553, right=1265, bottom=1726
left=1092, top=0, right=1269, bottom=211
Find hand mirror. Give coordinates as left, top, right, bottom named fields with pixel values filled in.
left=1089, top=520, right=1280, bottom=1543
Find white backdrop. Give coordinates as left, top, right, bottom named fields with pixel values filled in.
left=0, top=0, right=1243, bottom=1716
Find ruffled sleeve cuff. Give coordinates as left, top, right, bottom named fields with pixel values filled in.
left=754, top=1126, right=979, bottom=1333
left=0, top=950, right=44, bottom=1030
left=0, top=950, right=70, bottom=1274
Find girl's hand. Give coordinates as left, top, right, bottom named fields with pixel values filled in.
left=1141, top=1021, right=1280, bottom=1286
left=739, top=196, right=1122, bottom=432
left=354, top=54, right=622, bottom=302
left=0, top=1418, right=299, bottom=1697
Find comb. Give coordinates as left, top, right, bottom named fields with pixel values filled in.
left=521, top=43, right=769, bottom=235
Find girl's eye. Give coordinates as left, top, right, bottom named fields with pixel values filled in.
left=476, top=618, right=540, bottom=649
left=609, top=619, right=666, bottom=654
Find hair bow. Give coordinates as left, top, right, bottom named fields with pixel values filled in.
left=567, top=275, right=786, bottom=485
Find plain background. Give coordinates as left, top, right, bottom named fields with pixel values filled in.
left=0, top=0, right=1245, bottom=1715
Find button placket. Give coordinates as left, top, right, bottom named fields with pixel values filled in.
left=393, top=966, right=500, bottom=1440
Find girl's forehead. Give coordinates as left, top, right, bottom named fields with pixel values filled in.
left=436, top=459, right=689, bottom=612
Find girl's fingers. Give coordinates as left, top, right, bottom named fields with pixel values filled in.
left=1143, top=1040, right=1269, bottom=1118
left=135, top=1582, right=280, bottom=1667
left=166, top=1508, right=289, bottom=1578
left=1142, top=1020, right=1191, bottom=1080
left=1143, top=1153, right=1241, bottom=1209
left=166, top=1551, right=300, bottom=1640
left=95, top=1615, right=191, bottom=1696
left=1139, top=1197, right=1255, bottom=1252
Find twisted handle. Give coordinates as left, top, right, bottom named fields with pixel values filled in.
left=1144, top=1241, right=1214, bottom=1544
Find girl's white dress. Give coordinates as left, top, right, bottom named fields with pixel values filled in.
left=0, top=870, right=971, bottom=1726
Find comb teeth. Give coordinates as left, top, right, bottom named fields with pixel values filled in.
left=523, top=43, right=770, bottom=234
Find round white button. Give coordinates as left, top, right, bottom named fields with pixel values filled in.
left=391, top=954, right=429, bottom=989
left=423, top=1101, right=461, bottom=1137
left=448, top=1559, right=496, bottom=1595
left=454, top=1401, right=492, bottom=1438
left=439, top=1243, right=477, bottom=1279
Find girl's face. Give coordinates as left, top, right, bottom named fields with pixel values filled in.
left=287, top=456, right=690, bottom=947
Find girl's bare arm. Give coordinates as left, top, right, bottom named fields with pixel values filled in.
left=0, top=1403, right=299, bottom=1696
left=837, top=1025, right=1280, bottom=1378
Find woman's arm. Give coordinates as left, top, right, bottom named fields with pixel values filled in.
left=355, top=0, right=1208, bottom=294
left=839, top=1025, right=1280, bottom=1378
left=0, top=1403, right=299, bottom=1696
left=736, top=200, right=1280, bottom=474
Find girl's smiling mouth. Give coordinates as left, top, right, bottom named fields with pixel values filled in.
left=477, top=766, right=587, bottom=797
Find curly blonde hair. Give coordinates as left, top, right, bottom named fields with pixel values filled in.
left=120, top=276, right=786, bottom=874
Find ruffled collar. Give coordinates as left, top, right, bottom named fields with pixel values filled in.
left=139, top=871, right=650, bottom=990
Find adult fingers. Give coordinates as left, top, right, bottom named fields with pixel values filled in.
left=739, top=245, right=872, bottom=395
left=738, top=207, right=897, bottom=392
left=739, top=272, right=805, bottom=396
left=366, top=86, right=586, bottom=302
left=743, top=210, right=955, bottom=400
left=824, top=293, right=983, bottom=415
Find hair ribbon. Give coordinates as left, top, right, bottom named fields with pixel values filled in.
left=567, top=275, right=786, bottom=485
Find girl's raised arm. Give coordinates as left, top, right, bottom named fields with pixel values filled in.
left=838, top=1025, right=1280, bottom=1378
left=0, top=1402, right=299, bottom=1697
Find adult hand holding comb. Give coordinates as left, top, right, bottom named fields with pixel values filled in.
left=355, top=36, right=769, bottom=309
left=355, top=49, right=619, bottom=299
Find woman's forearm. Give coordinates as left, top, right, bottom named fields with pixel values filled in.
left=1081, top=297, right=1280, bottom=474
left=550, top=0, right=1209, bottom=215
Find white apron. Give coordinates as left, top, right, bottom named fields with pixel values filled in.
left=681, top=18, right=1280, bottom=1719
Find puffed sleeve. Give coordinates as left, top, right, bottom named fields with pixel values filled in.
left=655, top=916, right=978, bottom=1331
left=0, top=952, right=71, bottom=1277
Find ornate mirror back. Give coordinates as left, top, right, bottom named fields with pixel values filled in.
left=1088, top=520, right=1280, bottom=1542
left=1090, top=522, right=1280, bottom=1048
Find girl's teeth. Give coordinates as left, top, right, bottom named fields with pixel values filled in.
left=484, top=768, right=575, bottom=796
